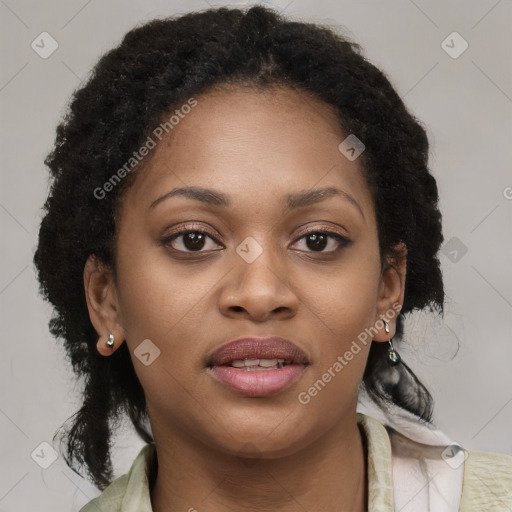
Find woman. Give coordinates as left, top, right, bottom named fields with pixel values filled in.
left=33, top=5, right=511, bottom=511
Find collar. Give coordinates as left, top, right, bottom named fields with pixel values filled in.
left=358, top=403, right=465, bottom=511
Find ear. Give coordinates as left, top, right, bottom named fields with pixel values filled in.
left=83, top=254, right=126, bottom=356
left=372, top=242, right=407, bottom=342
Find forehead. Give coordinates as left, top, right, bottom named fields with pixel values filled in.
left=120, top=85, right=373, bottom=218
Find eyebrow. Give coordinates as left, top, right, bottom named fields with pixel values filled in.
left=149, top=185, right=365, bottom=221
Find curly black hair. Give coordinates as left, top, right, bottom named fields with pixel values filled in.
left=33, top=5, right=444, bottom=490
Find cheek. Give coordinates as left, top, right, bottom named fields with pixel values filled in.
left=297, top=251, right=381, bottom=344
left=115, top=237, right=209, bottom=340
left=294, top=250, right=380, bottom=397
left=295, top=290, right=374, bottom=425
left=114, top=243, right=212, bottom=405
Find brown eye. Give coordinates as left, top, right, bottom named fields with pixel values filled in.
left=162, top=229, right=223, bottom=252
left=181, top=232, right=207, bottom=251
left=304, top=233, right=328, bottom=251
left=292, top=230, right=351, bottom=253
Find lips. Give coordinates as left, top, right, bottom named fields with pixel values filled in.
left=207, top=337, right=309, bottom=397
left=208, top=336, right=309, bottom=367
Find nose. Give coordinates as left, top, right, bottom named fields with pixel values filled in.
left=218, top=247, right=300, bottom=322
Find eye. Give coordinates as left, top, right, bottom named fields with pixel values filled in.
left=161, top=227, right=223, bottom=253
left=291, top=229, right=351, bottom=253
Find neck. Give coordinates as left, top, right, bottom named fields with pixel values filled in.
left=149, top=412, right=367, bottom=512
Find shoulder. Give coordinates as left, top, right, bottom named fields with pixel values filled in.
left=357, top=406, right=512, bottom=511
left=459, top=448, right=512, bottom=510
left=79, top=475, right=129, bottom=512
left=79, top=443, right=155, bottom=512
left=79, top=477, right=129, bottom=512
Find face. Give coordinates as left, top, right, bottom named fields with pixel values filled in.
left=85, top=85, right=406, bottom=458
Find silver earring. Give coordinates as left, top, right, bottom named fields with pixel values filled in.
left=384, top=320, right=401, bottom=366
left=106, top=332, right=115, bottom=348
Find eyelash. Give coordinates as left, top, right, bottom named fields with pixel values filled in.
left=160, top=224, right=351, bottom=255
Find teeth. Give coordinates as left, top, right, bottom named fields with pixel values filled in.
left=244, top=366, right=279, bottom=371
left=229, top=358, right=287, bottom=369
left=259, top=359, right=283, bottom=367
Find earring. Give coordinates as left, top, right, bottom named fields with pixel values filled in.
left=384, top=320, right=401, bottom=366
left=106, top=332, right=115, bottom=348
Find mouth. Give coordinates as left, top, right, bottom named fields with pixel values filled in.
left=207, top=336, right=309, bottom=397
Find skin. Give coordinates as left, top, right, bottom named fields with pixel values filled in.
left=84, top=84, right=406, bottom=512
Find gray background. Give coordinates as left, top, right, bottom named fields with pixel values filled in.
left=1, top=0, right=511, bottom=510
